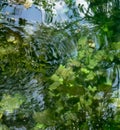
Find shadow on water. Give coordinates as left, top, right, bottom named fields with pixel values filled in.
left=0, top=1, right=79, bottom=129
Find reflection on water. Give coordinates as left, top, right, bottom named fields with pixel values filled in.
left=1, top=4, right=43, bottom=25
left=2, top=5, right=42, bottom=24
left=0, top=1, right=120, bottom=129
left=0, top=1, right=74, bottom=25
left=0, top=1, right=79, bottom=129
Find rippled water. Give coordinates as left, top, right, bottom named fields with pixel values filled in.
left=0, top=2, right=79, bottom=129
left=0, top=1, right=120, bottom=129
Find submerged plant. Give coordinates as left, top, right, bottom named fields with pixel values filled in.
left=33, top=37, right=120, bottom=129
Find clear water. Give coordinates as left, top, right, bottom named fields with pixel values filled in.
left=0, top=2, right=79, bottom=129
left=0, top=1, right=120, bottom=129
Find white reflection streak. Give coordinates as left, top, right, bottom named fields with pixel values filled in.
left=76, top=0, right=88, bottom=17
left=76, top=0, right=88, bottom=8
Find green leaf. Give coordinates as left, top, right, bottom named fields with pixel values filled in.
left=51, top=74, right=60, bottom=82
left=36, top=123, right=45, bottom=129
left=111, top=42, right=120, bottom=50
left=81, top=68, right=90, bottom=74
left=0, top=94, right=24, bottom=114
left=49, top=82, right=61, bottom=91
left=88, top=85, right=97, bottom=93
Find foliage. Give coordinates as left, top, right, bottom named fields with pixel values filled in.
left=79, top=0, right=120, bottom=43
left=0, top=94, right=24, bottom=118
left=0, top=94, right=25, bottom=129
left=33, top=37, right=120, bottom=129
left=0, top=0, right=79, bottom=128
left=0, top=0, right=120, bottom=129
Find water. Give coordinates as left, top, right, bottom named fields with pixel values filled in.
left=0, top=1, right=120, bottom=129
left=1, top=4, right=43, bottom=24
left=0, top=1, right=79, bottom=129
